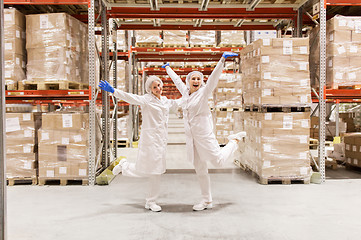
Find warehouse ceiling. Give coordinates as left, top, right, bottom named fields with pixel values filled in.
left=4, top=0, right=361, bottom=31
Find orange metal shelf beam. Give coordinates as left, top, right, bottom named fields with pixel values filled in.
left=4, top=0, right=87, bottom=4
left=312, top=89, right=361, bottom=103
left=326, top=0, right=361, bottom=5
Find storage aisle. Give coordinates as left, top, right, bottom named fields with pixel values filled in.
left=119, top=113, right=238, bottom=172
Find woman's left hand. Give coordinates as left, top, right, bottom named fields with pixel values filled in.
left=222, top=52, right=238, bottom=59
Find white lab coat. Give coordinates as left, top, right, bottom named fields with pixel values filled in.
left=166, top=58, right=227, bottom=166
left=113, top=89, right=178, bottom=174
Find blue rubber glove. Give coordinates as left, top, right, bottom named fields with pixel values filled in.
left=161, top=63, right=170, bottom=68
left=98, top=80, right=115, bottom=93
left=222, top=52, right=238, bottom=59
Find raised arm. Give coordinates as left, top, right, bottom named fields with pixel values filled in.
left=99, top=80, right=146, bottom=106
left=204, top=52, right=238, bottom=95
left=162, top=63, right=187, bottom=96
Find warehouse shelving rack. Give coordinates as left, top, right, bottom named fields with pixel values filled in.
left=2, top=0, right=360, bottom=189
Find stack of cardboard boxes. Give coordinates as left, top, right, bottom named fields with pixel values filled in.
left=190, top=31, right=216, bottom=47
left=241, top=38, right=311, bottom=106
left=215, top=75, right=242, bottom=108
left=163, top=30, right=188, bottom=47
left=109, top=60, right=129, bottom=92
left=239, top=111, right=311, bottom=180
left=135, top=30, right=162, bottom=46
left=344, top=133, right=361, bottom=168
left=26, top=13, right=88, bottom=85
left=4, top=8, right=26, bottom=89
left=38, top=113, right=89, bottom=180
left=218, top=31, right=246, bottom=47
left=239, top=38, right=312, bottom=182
left=310, top=16, right=361, bottom=88
left=215, top=111, right=244, bottom=144
left=6, top=113, right=40, bottom=179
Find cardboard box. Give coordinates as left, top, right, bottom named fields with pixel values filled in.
left=41, top=113, right=88, bottom=130
left=4, top=8, right=25, bottom=29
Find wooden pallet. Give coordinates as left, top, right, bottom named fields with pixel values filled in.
left=244, top=105, right=311, bottom=113
left=190, top=44, right=216, bottom=48
left=163, top=44, right=189, bottom=48
left=218, top=44, right=245, bottom=48
left=259, top=176, right=311, bottom=185
left=135, top=43, right=162, bottom=48
left=309, top=138, right=333, bottom=150
left=214, top=107, right=241, bottom=112
left=18, top=81, right=83, bottom=90
left=110, top=139, right=129, bottom=148
left=242, top=165, right=310, bottom=184
left=7, top=176, right=37, bottom=186
left=5, top=82, right=17, bottom=90
left=38, top=177, right=88, bottom=186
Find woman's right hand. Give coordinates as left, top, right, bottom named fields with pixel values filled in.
left=222, top=52, right=238, bottom=59
left=161, top=63, right=170, bottom=68
left=98, top=80, right=115, bottom=93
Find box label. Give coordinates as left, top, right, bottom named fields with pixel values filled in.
left=5, top=43, right=12, bottom=50
left=301, top=120, right=309, bottom=128
left=265, top=113, right=272, bottom=120
left=79, top=169, right=87, bottom=176
left=300, top=46, right=308, bottom=54
left=23, top=113, right=31, bottom=121
left=59, top=167, right=67, bottom=174
left=337, top=46, right=346, bottom=54
left=24, top=161, right=32, bottom=170
left=40, top=15, right=49, bottom=29
left=74, top=135, right=82, bottom=143
left=263, top=144, right=272, bottom=152
left=350, top=45, right=358, bottom=53
left=41, top=132, right=50, bottom=141
left=23, top=145, right=32, bottom=153
left=300, top=167, right=308, bottom=175
left=6, top=117, right=21, bottom=132
left=261, top=56, right=269, bottom=63
left=4, top=14, right=12, bottom=22
left=283, top=115, right=293, bottom=129
left=263, top=161, right=271, bottom=167
left=16, top=30, right=20, bottom=39
left=5, top=71, right=11, bottom=78
left=62, top=114, right=73, bottom=128
left=46, top=170, right=55, bottom=178
left=24, top=130, right=32, bottom=138
left=263, top=72, right=271, bottom=80
left=62, top=138, right=70, bottom=145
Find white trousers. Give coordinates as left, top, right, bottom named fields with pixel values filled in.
left=122, top=162, right=161, bottom=204
left=193, top=140, right=238, bottom=203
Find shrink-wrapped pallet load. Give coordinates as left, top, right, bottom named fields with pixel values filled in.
left=4, top=8, right=26, bottom=89
left=310, top=15, right=361, bottom=89
left=25, top=13, right=88, bottom=89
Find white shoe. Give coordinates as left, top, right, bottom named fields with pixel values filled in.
left=193, top=202, right=213, bottom=211
left=227, top=131, right=246, bottom=141
left=145, top=202, right=162, bottom=212
left=112, top=159, right=127, bottom=175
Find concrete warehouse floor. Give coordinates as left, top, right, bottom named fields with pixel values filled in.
left=7, top=114, right=361, bottom=240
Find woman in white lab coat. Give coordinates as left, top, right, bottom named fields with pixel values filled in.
left=99, top=76, right=178, bottom=212
left=163, top=52, right=245, bottom=211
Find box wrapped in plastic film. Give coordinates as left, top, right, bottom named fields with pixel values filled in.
left=190, top=31, right=216, bottom=47
left=310, top=15, right=361, bottom=89
left=237, top=111, right=311, bottom=181
left=214, top=111, right=244, bottom=144
left=163, top=30, right=188, bottom=47
left=4, top=8, right=26, bottom=89
left=218, top=31, right=246, bottom=47
left=38, top=113, right=90, bottom=180
left=215, top=74, right=242, bottom=108
left=135, top=30, right=162, bottom=46
left=241, top=38, right=311, bottom=106
left=26, top=13, right=88, bottom=85
left=6, top=113, right=41, bottom=180
left=109, top=60, right=129, bottom=92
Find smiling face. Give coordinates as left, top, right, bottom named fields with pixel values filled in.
left=189, top=73, right=202, bottom=94
left=151, top=80, right=163, bottom=99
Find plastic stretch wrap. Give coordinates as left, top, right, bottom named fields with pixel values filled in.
left=163, top=30, right=188, bottom=46
left=110, top=115, right=129, bottom=140
left=135, top=30, right=162, bottom=45
left=344, top=133, right=361, bottom=168
left=190, top=31, right=216, bottom=46
left=4, top=8, right=26, bottom=86
left=219, top=31, right=246, bottom=46
left=38, top=113, right=91, bottom=179
left=6, top=113, right=39, bottom=179
left=214, top=111, right=244, bottom=144
left=310, top=15, right=361, bottom=88
left=215, top=74, right=242, bottom=108
left=238, top=111, right=311, bottom=179
left=241, top=38, right=311, bottom=106
left=109, top=60, right=128, bottom=91
left=26, top=13, right=88, bottom=84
